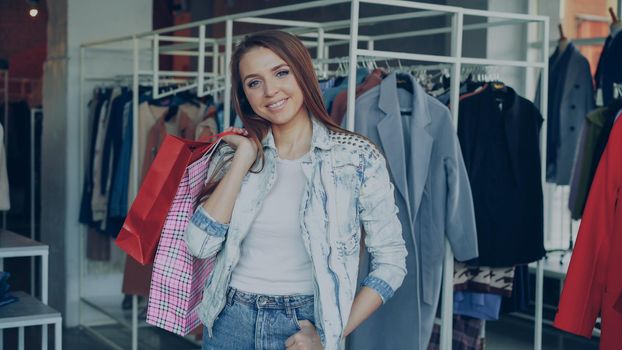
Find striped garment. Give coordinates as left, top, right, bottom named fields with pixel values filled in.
left=454, top=262, right=515, bottom=297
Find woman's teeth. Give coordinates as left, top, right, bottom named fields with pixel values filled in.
left=268, top=98, right=287, bottom=109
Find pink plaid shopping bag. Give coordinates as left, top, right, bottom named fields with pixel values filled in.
left=146, top=140, right=222, bottom=335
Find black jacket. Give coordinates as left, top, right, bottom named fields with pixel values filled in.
left=595, top=31, right=622, bottom=106
left=458, top=85, right=545, bottom=267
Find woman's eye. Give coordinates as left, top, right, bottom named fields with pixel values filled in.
left=276, top=70, right=290, bottom=78
left=247, top=80, right=260, bottom=88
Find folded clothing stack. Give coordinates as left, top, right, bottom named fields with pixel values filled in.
left=0, top=271, right=18, bottom=307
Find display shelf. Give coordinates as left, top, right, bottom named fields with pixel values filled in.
left=0, top=292, right=62, bottom=350
left=0, top=230, right=55, bottom=350
left=0, top=292, right=60, bottom=328
left=0, top=230, right=48, bottom=304
left=0, top=230, right=48, bottom=259
left=0, top=291, right=62, bottom=350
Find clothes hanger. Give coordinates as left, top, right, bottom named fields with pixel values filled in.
left=558, top=24, right=570, bottom=54
left=395, top=60, right=414, bottom=94
left=609, top=7, right=622, bottom=35
left=489, top=67, right=506, bottom=92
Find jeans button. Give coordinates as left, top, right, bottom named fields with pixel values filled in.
left=258, top=296, right=267, bottom=306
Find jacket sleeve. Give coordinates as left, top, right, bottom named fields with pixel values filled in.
left=184, top=143, right=233, bottom=259
left=554, top=117, right=622, bottom=337
left=440, top=111, right=479, bottom=262
left=583, top=57, right=595, bottom=112
left=567, top=117, right=592, bottom=219
left=358, top=149, right=408, bottom=303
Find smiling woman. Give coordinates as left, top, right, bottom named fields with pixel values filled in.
left=185, top=30, right=407, bottom=350
left=238, top=47, right=310, bottom=156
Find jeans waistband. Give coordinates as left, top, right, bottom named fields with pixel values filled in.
left=226, top=287, right=314, bottom=310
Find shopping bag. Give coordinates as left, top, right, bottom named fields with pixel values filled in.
left=115, top=132, right=229, bottom=265
left=146, top=139, right=222, bottom=335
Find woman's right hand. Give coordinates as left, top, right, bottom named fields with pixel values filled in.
left=222, top=127, right=258, bottom=169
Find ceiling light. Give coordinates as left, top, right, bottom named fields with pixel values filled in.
left=26, top=0, right=40, bottom=17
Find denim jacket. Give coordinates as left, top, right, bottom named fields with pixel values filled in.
left=185, top=117, right=407, bottom=350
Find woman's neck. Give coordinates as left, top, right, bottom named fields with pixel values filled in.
left=272, top=111, right=313, bottom=160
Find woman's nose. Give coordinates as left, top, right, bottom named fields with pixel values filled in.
left=263, top=79, right=279, bottom=97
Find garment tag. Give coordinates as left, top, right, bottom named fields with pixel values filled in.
left=596, top=88, right=603, bottom=106
left=495, top=98, right=504, bottom=112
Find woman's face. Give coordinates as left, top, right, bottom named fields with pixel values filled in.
left=239, top=47, right=307, bottom=126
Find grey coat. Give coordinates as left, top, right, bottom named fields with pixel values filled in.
left=347, top=72, right=479, bottom=350
left=537, top=43, right=595, bottom=185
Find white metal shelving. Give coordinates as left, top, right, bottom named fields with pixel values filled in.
left=78, top=2, right=550, bottom=349
left=0, top=230, right=61, bottom=350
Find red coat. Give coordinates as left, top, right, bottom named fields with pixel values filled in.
left=554, top=114, right=622, bottom=349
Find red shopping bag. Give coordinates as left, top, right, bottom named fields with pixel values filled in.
left=115, top=132, right=232, bottom=265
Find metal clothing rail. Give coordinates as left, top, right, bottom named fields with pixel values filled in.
left=78, top=1, right=550, bottom=349
left=344, top=2, right=548, bottom=350
left=0, top=70, right=8, bottom=231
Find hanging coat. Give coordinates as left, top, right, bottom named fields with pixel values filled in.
left=538, top=43, right=595, bottom=185
left=554, top=113, right=622, bottom=350
left=458, top=85, right=545, bottom=267
left=348, top=72, right=478, bottom=350
left=595, top=30, right=622, bottom=106
left=534, top=43, right=596, bottom=185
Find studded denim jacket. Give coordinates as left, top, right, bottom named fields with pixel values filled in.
left=185, top=117, right=407, bottom=350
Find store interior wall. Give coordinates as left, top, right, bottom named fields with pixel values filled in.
left=42, top=0, right=152, bottom=327
left=0, top=0, right=47, bottom=82
left=486, top=0, right=529, bottom=96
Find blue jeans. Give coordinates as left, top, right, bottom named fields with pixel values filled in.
left=203, top=287, right=315, bottom=350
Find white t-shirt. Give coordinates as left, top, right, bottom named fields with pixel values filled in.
left=229, top=154, right=314, bottom=295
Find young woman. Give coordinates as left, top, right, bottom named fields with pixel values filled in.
left=185, top=30, right=407, bottom=350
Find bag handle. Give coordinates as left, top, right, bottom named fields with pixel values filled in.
left=185, top=130, right=239, bottom=153
left=202, top=130, right=238, bottom=143
left=199, top=130, right=244, bottom=159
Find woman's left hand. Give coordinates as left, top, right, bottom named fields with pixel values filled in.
left=285, top=320, right=324, bottom=350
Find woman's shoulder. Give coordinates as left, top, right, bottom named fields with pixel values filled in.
left=208, top=142, right=235, bottom=171
left=212, top=141, right=234, bottom=158
left=327, top=129, right=382, bottom=162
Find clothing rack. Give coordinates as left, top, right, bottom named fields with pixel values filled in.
left=78, top=2, right=550, bottom=349
left=539, top=27, right=619, bottom=259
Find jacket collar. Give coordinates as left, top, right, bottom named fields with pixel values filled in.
left=376, top=72, right=434, bottom=219
left=261, top=115, right=332, bottom=152
left=378, top=72, right=432, bottom=128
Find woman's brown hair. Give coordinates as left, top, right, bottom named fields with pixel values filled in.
left=197, top=30, right=353, bottom=205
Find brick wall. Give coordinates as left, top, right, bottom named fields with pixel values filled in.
left=0, top=0, right=48, bottom=79
left=563, top=0, right=618, bottom=75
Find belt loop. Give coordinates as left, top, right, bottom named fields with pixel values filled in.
left=284, top=296, right=293, bottom=318
left=226, top=287, right=236, bottom=306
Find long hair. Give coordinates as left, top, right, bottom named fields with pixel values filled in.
left=198, top=30, right=354, bottom=204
